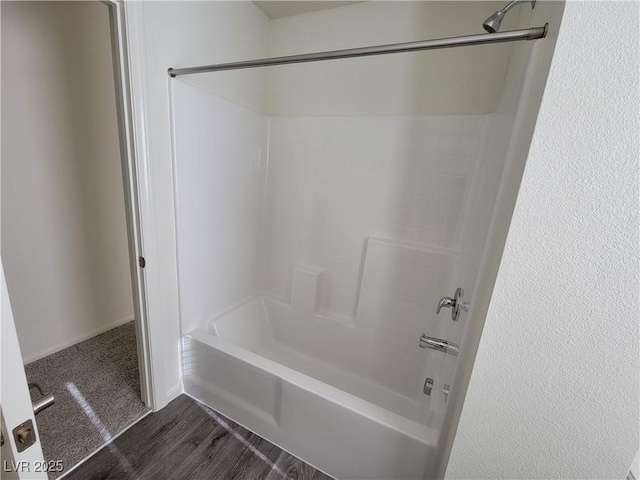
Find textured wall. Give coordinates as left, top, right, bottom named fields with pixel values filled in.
left=1, top=1, right=133, bottom=362
left=446, top=2, right=640, bottom=478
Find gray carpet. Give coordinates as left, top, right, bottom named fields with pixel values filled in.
left=25, top=321, right=149, bottom=479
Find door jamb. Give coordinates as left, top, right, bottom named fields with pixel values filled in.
left=105, top=0, right=155, bottom=410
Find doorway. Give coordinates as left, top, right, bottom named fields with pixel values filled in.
left=1, top=1, right=149, bottom=476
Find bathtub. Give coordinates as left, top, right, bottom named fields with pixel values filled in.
left=182, top=239, right=456, bottom=478
left=183, top=300, right=448, bottom=479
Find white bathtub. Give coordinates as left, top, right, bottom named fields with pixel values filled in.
left=181, top=239, right=457, bottom=478
left=183, top=298, right=447, bottom=479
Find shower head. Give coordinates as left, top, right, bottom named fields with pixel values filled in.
left=482, top=10, right=507, bottom=33
left=483, top=0, right=536, bottom=33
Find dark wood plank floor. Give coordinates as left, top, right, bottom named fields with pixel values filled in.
left=64, top=395, right=333, bottom=480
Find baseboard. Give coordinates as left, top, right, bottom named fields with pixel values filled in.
left=23, top=315, right=135, bottom=365
left=166, top=384, right=184, bottom=403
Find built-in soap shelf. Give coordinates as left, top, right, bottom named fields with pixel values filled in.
left=290, top=266, right=323, bottom=314
left=288, top=266, right=356, bottom=327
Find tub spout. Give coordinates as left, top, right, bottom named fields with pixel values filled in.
left=419, top=334, right=459, bottom=356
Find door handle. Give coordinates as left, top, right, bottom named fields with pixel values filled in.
left=12, top=420, right=37, bottom=452
left=29, top=382, right=55, bottom=415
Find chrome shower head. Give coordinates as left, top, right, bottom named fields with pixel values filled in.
left=483, top=0, right=536, bottom=33
left=482, top=10, right=506, bottom=33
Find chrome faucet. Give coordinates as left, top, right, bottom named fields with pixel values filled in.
left=436, top=296, right=455, bottom=314
left=419, top=334, right=459, bottom=356
left=436, top=287, right=468, bottom=321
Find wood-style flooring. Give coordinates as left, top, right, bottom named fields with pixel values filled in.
left=63, top=394, right=334, bottom=480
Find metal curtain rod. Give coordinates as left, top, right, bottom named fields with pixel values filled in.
left=168, top=24, right=547, bottom=77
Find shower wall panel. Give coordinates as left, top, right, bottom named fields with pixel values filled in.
left=262, top=115, right=486, bottom=319
left=425, top=113, right=515, bottom=391
left=173, top=82, right=266, bottom=334
left=173, top=82, right=497, bottom=332
left=452, top=114, right=514, bottom=313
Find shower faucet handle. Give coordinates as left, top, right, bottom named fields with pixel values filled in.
left=436, top=297, right=455, bottom=314
left=436, top=287, right=467, bottom=321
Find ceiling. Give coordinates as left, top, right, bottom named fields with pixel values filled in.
left=253, top=1, right=362, bottom=19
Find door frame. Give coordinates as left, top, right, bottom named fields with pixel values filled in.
left=105, top=0, right=155, bottom=410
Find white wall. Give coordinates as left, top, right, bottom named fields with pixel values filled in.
left=261, top=0, right=524, bottom=322
left=263, top=115, right=484, bottom=319
left=152, top=1, right=270, bottom=113
left=129, top=1, right=269, bottom=406
left=172, top=81, right=266, bottom=334
left=168, top=3, right=548, bottom=423
left=439, top=0, right=553, bottom=386
left=446, top=2, right=639, bottom=478
left=267, top=1, right=520, bottom=115
left=1, top=1, right=134, bottom=363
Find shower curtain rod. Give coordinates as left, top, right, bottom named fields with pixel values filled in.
left=168, top=24, right=547, bottom=77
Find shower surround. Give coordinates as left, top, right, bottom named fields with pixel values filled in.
left=170, top=77, right=514, bottom=478
left=173, top=81, right=484, bottom=331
